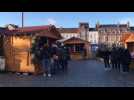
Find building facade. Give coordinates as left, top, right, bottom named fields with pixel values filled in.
left=96, top=22, right=130, bottom=46
left=58, top=23, right=99, bottom=46
left=88, top=28, right=99, bottom=45
left=58, top=22, right=134, bottom=47
left=58, top=28, right=80, bottom=41
left=79, top=23, right=89, bottom=41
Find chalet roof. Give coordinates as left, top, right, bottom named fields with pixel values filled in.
left=63, top=37, right=90, bottom=44
left=120, top=33, right=131, bottom=43
left=120, top=32, right=134, bottom=42
left=0, top=25, right=62, bottom=39
left=125, top=34, right=134, bottom=43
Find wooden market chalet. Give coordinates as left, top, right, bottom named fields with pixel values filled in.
left=63, top=37, right=91, bottom=60
left=0, top=25, right=62, bottom=73
left=121, top=32, right=134, bottom=69
left=121, top=32, right=134, bottom=53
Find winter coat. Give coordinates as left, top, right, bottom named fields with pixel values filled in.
left=41, top=47, right=51, bottom=59
left=102, top=49, right=111, bottom=60
left=121, top=49, right=131, bottom=65
left=110, top=47, right=118, bottom=62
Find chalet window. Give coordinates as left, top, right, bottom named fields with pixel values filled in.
left=75, top=44, right=83, bottom=53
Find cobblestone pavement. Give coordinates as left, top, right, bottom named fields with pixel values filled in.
left=0, top=60, right=134, bottom=87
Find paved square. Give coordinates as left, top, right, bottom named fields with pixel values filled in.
left=0, top=60, right=134, bottom=87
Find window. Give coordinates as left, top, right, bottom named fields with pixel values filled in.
left=111, top=36, right=114, bottom=41
left=90, top=35, right=92, bottom=39
left=118, top=36, right=121, bottom=41
left=94, top=40, right=96, bottom=44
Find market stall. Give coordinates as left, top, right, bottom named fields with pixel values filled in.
left=63, top=37, right=91, bottom=60
left=124, top=34, right=134, bottom=69
left=1, top=25, right=62, bottom=74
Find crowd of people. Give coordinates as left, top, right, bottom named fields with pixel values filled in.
left=31, top=41, right=70, bottom=77
left=97, top=44, right=132, bottom=73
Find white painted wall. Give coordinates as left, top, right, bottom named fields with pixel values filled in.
left=88, top=31, right=99, bottom=44
left=61, top=33, right=80, bottom=39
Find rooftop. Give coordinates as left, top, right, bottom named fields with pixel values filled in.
left=0, top=25, right=62, bottom=39
left=98, top=24, right=128, bottom=28
left=58, top=28, right=79, bottom=33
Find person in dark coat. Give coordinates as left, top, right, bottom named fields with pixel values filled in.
left=116, top=47, right=123, bottom=72
left=110, top=44, right=118, bottom=70
left=57, top=46, right=64, bottom=70
left=121, top=48, right=131, bottom=73
left=50, top=43, right=59, bottom=74
left=61, top=46, right=70, bottom=72
left=41, top=44, right=52, bottom=77
left=102, top=46, right=111, bottom=70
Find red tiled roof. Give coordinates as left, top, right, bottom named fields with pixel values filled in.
left=0, top=25, right=62, bottom=39
left=15, top=25, right=50, bottom=32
